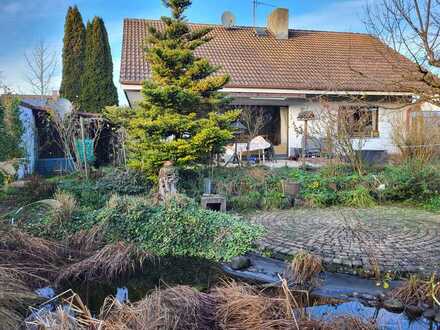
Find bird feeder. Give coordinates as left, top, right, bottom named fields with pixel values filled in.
left=297, top=111, right=316, bottom=168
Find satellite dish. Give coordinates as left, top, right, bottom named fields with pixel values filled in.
left=50, top=98, right=73, bottom=120
left=221, top=11, right=236, bottom=28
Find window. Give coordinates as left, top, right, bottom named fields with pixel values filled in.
left=338, top=105, right=379, bottom=138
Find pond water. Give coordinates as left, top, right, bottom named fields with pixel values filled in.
left=32, top=255, right=439, bottom=329
left=307, top=301, right=438, bottom=330
left=56, top=256, right=222, bottom=314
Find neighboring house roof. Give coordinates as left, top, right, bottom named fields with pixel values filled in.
left=120, top=19, right=419, bottom=93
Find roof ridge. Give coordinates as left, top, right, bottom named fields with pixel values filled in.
left=121, top=17, right=418, bottom=93
left=123, top=18, right=372, bottom=36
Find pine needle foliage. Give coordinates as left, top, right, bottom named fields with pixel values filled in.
left=60, top=6, right=86, bottom=106
left=105, top=0, right=240, bottom=179
left=0, top=96, right=24, bottom=161
left=80, top=17, right=118, bottom=112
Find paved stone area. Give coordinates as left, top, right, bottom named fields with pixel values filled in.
left=250, top=207, right=440, bottom=274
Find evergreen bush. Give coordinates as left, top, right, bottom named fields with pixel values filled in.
left=40, top=195, right=265, bottom=261
left=105, top=0, right=239, bottom=179
left=0, top=96, right=24, bottom=162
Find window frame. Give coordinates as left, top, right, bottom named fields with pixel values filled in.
left=338, top=105, right=379, bottom=138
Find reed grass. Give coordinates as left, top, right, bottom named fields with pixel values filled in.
left=66, top=223, right=106, bottom=253
left=0, top=268, right=41, bottom=330
left=57, top=242, right=153, bottom=282
left=0, top=228, right=68, bottom=285
left=286, top=250, right=322, bottom=287
left=25, top=281, right=380, bottom=330
left=391, top=274, right=440, bottom=306
left=100, top=285, right=217, bottom=330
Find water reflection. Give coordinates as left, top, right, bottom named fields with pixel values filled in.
left=307, top=301, right=438, bottom=330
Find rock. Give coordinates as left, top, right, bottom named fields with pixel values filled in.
left=294, top=198, right=305, bottom=207
left=359, top=293, right=376, bottom=301
left=383, top=299, right=404, bottom=313
left=405, top=305, right=423, bottom=319
left=352, top=291, right=359, bottom=298
left=423, top=308, right=436, bottom=320
left=376, top=292, right=386, bottom=301
left=230, top=256, right=251, bottom=270
left=363, top=300, right=378, bottom=307
left=435, top=313, right=440, bottom=323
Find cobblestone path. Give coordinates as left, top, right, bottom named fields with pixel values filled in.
left=250, top=207, right=440, bottom=274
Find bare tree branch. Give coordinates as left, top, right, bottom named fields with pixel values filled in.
left=24, top=40, right=57, bottom=99
left=364, top=0, right=440, bottom=105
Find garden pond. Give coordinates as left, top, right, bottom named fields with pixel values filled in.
left=29, top=254, right=440, bottom=330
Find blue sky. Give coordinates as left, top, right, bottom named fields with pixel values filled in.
left=0, top=0, right=369, bottom=104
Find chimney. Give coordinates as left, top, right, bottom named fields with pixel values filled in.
left=267, top=8, right=289, bottom=39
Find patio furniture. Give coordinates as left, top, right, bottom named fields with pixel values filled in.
left=240, top=136, right=272, bottom=163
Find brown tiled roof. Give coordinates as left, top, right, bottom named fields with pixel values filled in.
left=120, top=19, right=418, bottom=93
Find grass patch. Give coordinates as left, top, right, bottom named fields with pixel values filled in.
left=286, top=250, right=322, bottom=287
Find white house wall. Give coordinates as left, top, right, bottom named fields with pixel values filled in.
left=287, top=100, right=408, bottom=156
left=17, top=105, right=37, bottom=178
left=123, top=87, right=423, bottom=156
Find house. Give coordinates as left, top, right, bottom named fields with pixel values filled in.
left=120, top=8, right=435, bottom=161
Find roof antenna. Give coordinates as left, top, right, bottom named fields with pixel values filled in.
left=252, top=0, right=275, bottom=35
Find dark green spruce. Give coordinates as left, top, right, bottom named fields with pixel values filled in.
left=80, top=17, right=118, bottom=113
left=60, top=6, right=85, bottom=106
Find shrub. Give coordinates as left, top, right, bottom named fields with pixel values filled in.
left=179, top=166, right=293, bottom=211
left=57, top=178, right=107, bottom=209
left=338, top=186, right=376, bottom=208
left=290, top=170, right=338, bottom=207
left=422, top=196, right=440, bottom=212
left=229, top=191, right=262, bottom=211
left=94, top=168, right=151, bottom=195
left=62, top=195, right=264, bottom=261
left=261, top=191, right=290, bottom=210
left=380, top=162, right=440, bottom=202
left=18, top=175, right=56, bottom=203
left=304, top=191, right=338, bottom=207
left=391, top=113, right=440, bottom=165
left=55, top=168, right=150, bottom=209
left=0, top=96, right=24, bottom=162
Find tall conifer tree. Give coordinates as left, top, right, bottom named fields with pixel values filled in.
left=60, top=6, right=85, bottom=106
left=105, top=0, right=239, bottom=179
left=80, top=17, right=118, bottom=112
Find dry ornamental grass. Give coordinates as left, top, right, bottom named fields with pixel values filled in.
left=391, top=274, right=440, bottom=306
left=286, top=250, right=323, bottom=287
left=57, top=242, right=153, bottom=283
left=0, top=268, right=41, bottom=330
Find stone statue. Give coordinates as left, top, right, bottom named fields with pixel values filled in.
left=158, top=160, right=178, bottom=200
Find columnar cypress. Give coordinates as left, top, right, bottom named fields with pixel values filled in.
left=60, top=6, right=85, bottom=106
left=80, top=17, right=118, bottom=113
